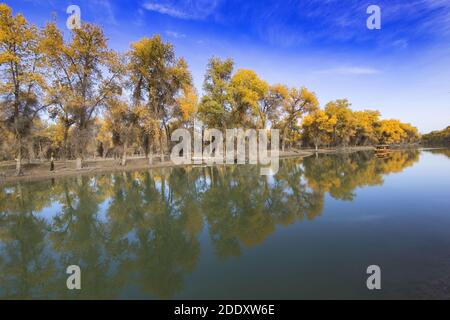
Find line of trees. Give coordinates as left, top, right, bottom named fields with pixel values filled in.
left=0, top=4, right=420, bottom=175
left=302, top=100, right=420, bottom=150
left=422, top=126, right=450, bottom=146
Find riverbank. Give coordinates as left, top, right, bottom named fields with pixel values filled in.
left=0, top=149, right=318, bottom=184
left=2, top=145, right=433, bottom=185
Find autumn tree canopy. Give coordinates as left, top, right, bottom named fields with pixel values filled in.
left=0, top=4, right=47, bottom=174
left=0, top=3, right=423, bottom=172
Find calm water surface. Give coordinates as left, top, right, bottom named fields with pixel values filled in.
left=1, top=149, right=450, bottom=299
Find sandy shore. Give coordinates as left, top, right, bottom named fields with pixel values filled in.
left=7, top=145, right=437, bottom=185
left=0, top=149, right=326, bottom=185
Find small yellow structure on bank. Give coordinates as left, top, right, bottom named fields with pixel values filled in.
left=375, top=145, right=391, bottom=158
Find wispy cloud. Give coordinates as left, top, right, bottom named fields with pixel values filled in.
left=143, top=2, right=189, bottom=19
left=315, top=67, right=381, bottom=75
left=238, top=0, right=450, bottom=49
left=165, top=30, right=186, bottom=38
left=142, top=0, right=221, bottom=20
left=391, top=39, right=409, bottom=49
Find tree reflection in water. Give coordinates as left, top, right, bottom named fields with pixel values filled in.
left=0, top=150, right=420, bottom=299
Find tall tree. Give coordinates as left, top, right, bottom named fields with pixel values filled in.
left=302, top=109, right=337, bottom=150
left=41, top=21, right=122, bottom=168
left=175, top=83, right=198, bottom=128
left=104, top=97, right=138, bottom=166
left=198, top=57, right=234, bottom=129
left=279, top=87, right=318, bottom=150
left=400, top=122, right=420, bottom=144
left=353, top=110, right=380, bottom=146
left=229, top=68, right=269, bottom=128
left=129, top=35, right=191, bottom=162
left=260, top=84, right=288, bottom=129
left=324, top=99, right=356, bottom=147
left=376, top=119, right=407, bottom=145
left=0, top=4, right=47, bottom=175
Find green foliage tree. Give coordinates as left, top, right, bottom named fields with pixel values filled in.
left=422, top=126, right=450, bottom=146
left=198, top=57, right=234, bottom=129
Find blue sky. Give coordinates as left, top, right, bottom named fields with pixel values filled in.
left=9, top=0, right=450, bottom=132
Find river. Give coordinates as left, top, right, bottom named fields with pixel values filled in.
left=1, top=149, right=449, bottom=299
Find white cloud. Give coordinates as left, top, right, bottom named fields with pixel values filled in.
left=165, top=30, right=186, bottom=39
left=143, top=2, right=190, bottom=19
left=142, top=0, right=220, bottom=20
left=315, top=67, right=381, bottom=75
left=392, top=39, right=409, bottom=49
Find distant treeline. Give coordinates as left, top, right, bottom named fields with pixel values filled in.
left=422, top=126, right=450, bottom=147
left=0, top=3, right=420, bottom=174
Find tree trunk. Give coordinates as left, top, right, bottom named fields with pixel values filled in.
left=15, top=147, right=23, bottom=176
left=148, top=152, right=153, bottom=166
left=39, top=141, right=45, bottom=162
left=62, top=126, right=69, bottom=160
left=121, top=141, right=128, bottom=166
left=76, top=157, right=83, bottom=170
left=282, top=127, right=288, bottom=152
left=15, top=157, right=22, bottom=176
left=27, top=141, right=35, bottom=164
left=146, top=137, right=153, bottom=165
left=160, top=135, right=165, bottom=162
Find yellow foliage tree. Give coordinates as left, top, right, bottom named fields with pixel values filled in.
left=376, top=119, right=407, bottom=144
left=41, top=21, right=123, bottom=168
left=302, top=109, right=337, bottom=150
left=280, top=87, right=319, bottom=150
left=0, top=4, right=48, bottom=174
left=128, top=36, right=192, bottom=162
left=229, top=69, right=269, bottom=128
left=176, top=84, right=198, bottom=123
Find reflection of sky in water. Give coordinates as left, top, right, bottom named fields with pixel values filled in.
left=38, top=202, right=63, bottom=223
left=97, top=200, right=110, bottom=223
